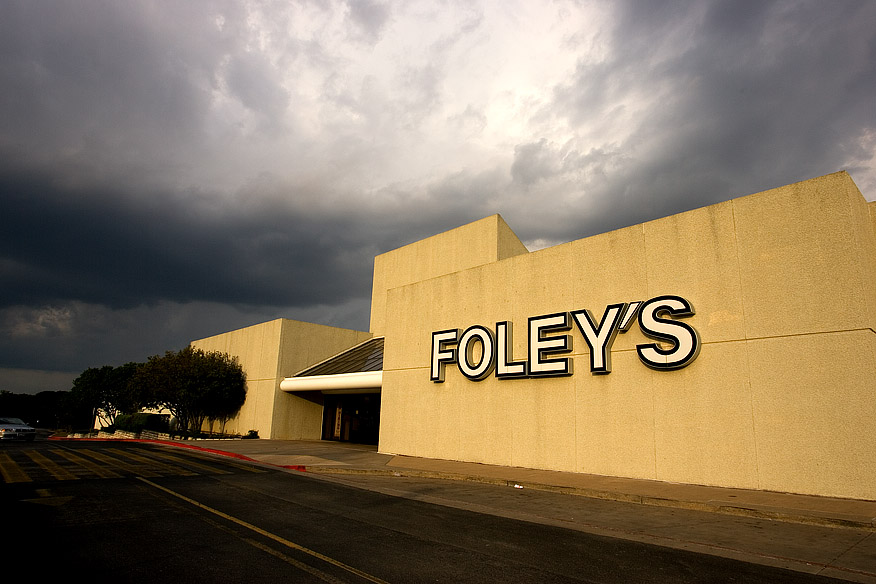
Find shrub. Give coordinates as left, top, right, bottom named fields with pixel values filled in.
left=115, top=413, right=170, bottom=433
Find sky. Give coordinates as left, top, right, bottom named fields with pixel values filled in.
left=2, top=0, right=875, bottom=395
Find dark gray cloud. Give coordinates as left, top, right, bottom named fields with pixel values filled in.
left=0, top=0, right=873, bottom=393
left=0, top=170, right=369, bottom=310
left=529, top=0, right=876, bottom=243
left=346, top=0, right=393, bottom=44
left=0, top=1, right=233, bottom=185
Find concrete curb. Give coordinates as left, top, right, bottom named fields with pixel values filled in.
left=49, top=435, right=269, bottom=463
left=65, top=437, right=876, bottom=533
left=303, top=466, right=876, bottom=532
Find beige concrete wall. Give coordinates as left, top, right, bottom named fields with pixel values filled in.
left=192, top=319, right=284, bottom=438
left=379, top=171, right=876, bottom=499
left=191, top=319, right=370, bottom=440
left=869, top=201, right=876, bottom=240
left=369, top=214, right=528, bottom=336
left=271, top=321, right=372, bottom=440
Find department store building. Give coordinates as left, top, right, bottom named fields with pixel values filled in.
left=192, top=171, right=876, bottom=500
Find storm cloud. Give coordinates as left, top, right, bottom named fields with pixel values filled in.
left=1, top=0, right=874, bottom=393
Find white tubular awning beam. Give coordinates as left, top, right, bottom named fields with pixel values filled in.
left=279, top=371, right=383, bottom=392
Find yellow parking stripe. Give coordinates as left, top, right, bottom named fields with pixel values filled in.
left=183, top=451, right=269, bottom=473
left=0, top=452, right=31, bottom=483
left=217, top=460, right=268, bottom=473
left=192, top=511, right=349, bottom=584
left=241, top=536, right=350, bottom=584
left=137, top=449, right=233, bottom=475
left=106, top=447, right=197, bottom=476
left=139, top=478, right=390, bottom=584
left=78, top=448, right=161, bottom=477
left=25, top=450, right=78, bottom=480
left=160, top=447, right=267, bottom=473
left=50, top=448, right=123, bottom=479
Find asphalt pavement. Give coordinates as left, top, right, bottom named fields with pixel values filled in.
left=152, top=438, right=876, bottom=528
left=71, top=437, right=876, bottom=582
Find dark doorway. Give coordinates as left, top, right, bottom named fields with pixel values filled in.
left=322, top=393, right=380, bottom=445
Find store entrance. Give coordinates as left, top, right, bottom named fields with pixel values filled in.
left=321, top=393, right=380, bottom=445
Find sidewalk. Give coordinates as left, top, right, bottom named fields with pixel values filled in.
left=139, top=437, right=876, bottom=581
left=159, top=438, right=876, bottom=531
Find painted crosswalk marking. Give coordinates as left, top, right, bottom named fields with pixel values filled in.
left=25, top=449, right=78, bottom=481
left=50, top=448, right=124, bottom=479
left=0, top=452, right=31, bottom=483
left=0, top=445, right=262, bottom=484
left=106, top=447, right=198, bottom=476
left=136, top=449, right=233, bottom=475
left=76, top=448, right=162, bottom=478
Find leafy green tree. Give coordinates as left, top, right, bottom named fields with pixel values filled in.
left=133, top=347, right=246, bottom=436
left=108, top=362, right=148, bottom=415
left=70, top=366, right=114, bottom=428
left=70, top=363, right=146, bottom=428
left=0, top=389, right=86, bottom=431
left=203, top=354, right=248, bottom=435
left=0, top=390, right=27, bottom=419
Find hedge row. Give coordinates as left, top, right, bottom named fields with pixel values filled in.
left=114, top=413, right=170, bottom=433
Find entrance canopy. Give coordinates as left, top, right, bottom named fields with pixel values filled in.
left=279, top=337, right=383, bottom=394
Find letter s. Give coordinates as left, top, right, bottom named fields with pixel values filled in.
left=636, top=296, right=701, bottom=370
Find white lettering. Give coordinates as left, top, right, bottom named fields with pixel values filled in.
left=636, top=296, right=701, bottom=370
left=527, top=313, right=572, bottom=377
left=429, top=295, right=700, bottom=382
left=430, top=329, right=459, bottom=382
left=496, top=321, right=526, bottom=378
left=571, top=303, right=625, bottom=374
left=458, top=325, right=495, bottom=380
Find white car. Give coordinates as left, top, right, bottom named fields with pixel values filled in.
left=0, top=417, right=36, bottom=441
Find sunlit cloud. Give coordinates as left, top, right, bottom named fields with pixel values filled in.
left=1, top=0, right=874, bottom=392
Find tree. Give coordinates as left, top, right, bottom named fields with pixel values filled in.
left=108, top=362, right=148, bottom=415
left=0, top=389, right=88, bottom=431
left=202, top=354, right=248, bottom=435
left=133, top=347, right=246, bottom=436
left=70, top=366, right=114, bottom=428
left=70, top=363, right=146, bottom=428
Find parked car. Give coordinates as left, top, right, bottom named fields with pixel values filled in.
left=0, top=417, right=36, bottom=441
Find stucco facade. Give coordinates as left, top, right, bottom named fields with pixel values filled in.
left=377, top=171, right=876, bottom=500
left=193, top=171, right=876, bottom=500
left=191, top=319, right=371, bottom=440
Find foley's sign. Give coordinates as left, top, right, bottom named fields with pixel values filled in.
left=430, top=295, right=700, bottom=382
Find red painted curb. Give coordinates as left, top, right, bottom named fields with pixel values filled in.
left=48, top=436, right=303, bottom=471
left=136, top=439, right=261, bottom=462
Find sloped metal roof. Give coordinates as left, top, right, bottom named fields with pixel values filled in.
left=294, top=337, right=384, bottom=377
